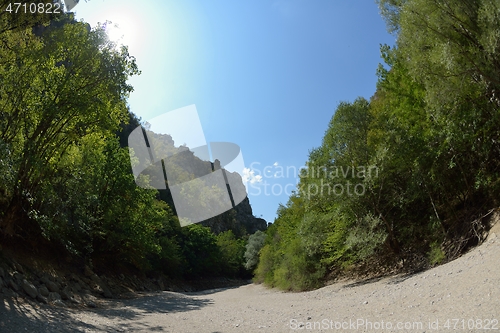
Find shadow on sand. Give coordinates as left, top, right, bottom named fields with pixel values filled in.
left=0, top=289, right=214, bottom=332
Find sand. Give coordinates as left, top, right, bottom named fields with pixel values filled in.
left=1, top=224, right=499, bottom=333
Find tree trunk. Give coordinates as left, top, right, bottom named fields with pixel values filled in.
left=1, top=195, right=22, bottom=236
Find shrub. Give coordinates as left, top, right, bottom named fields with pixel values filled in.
left=216, top=230, right=246, bottom=277
left=428, top=241, right=445, bottom=265
left=244, top=230, right=267, bottom=271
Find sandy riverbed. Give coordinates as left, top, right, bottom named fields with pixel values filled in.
left=1, top=225, right=499, bottom=333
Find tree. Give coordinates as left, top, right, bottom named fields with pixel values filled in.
left=244, top=230, right=266, bottom=270
left=0, top=17, right=139, bottom=235
left=216, top=230, right=246, bottom=277
left=179, top=224, right=221, bottom=278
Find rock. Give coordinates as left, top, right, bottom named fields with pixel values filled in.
left=60, top=286, right=72, bottom=300
left=13, top=263, right=24, bottom=274
left=84, top=295, right=98, bottom=308
left=69, top=296, right=81, bottom=304
left=93, top=284, right=104, bottom=293
left=84, top=265, right=94, bottom=277
left=103, top=289, right=113, bottom=299
left=2, top=287, right=18, bottom=298
left=90, top=274, right=112, bottom=298
left=13, top=272, right=23, bottom=282
left=38, top=285, right=50, bottom=297
left=40, top=275, right=60, bottom=293
left=90, top=274, right=102, bottom=284
left=45, top=281, right=59, bottom=293
left=22, top=280, right=38, bottom=299
left=72, top=282, right=82, bottom=292
left=0, top=267, right=5, bottom=278
left=8, top=279, right=19, bottom=291
left=36, top=294, right=48, bottom=304
left=201, top=196, right=267, bottom=235
left=158, top=278, right=165, bottom=291
left=86, top=301, right=97, bottom=308
left=48, top=292, right=62, bottom=303
left=53, top=300, right=66, bottom=307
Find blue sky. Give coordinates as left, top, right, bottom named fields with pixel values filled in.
left=74, top=0, right=395, bottom=223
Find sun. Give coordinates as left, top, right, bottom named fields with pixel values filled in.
left=103, top=10, right=142, bottom=52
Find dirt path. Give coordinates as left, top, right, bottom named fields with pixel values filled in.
left=1, top=229, right=499, bottom=333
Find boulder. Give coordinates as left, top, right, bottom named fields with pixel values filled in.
left=60, top=286, right=72, bottom=300
left=86, top=301, right=96, bottom=308
left=48, top=292, right=62, bottom=303
left=90, top=274, right=113, bottom=298
left=103, top=288, right=113, bottom=299
left=40, top=276, right=60, bottom=293
left=36, top=294, right=48, bottom=304
left=13, top=263, right=24, bottom=274
left=21, top=279, right=38, bottom=299
left=2, top=287, right=18, bottom=298
left=53, top=299, right=66, bottom=307
left=13, top=272, right=23, bottom=282
left=72, top=282, right=82, bottom=292
left=90, top=274, right=101, bottom=284
left=38, top=285, right=50, bottom=297
left=45, top=281, right=59, bottom=293
left=8, top=279, right=19, bottom=291
left=84, top=265, right=94, bottom=277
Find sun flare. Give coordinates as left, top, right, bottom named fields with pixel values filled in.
left=103, top=10, right=142, bottom=52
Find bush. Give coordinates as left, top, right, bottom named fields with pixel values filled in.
left=244, top=230, right=266, bottom=271
left=0, top=139, right=15, bottom=211
left=254, top=244, right=276, bottom=285
left=216, top=230, right=246, bottom=277
left=180, top=224, right=221, bottom=278
left=428, top=241, right=445, bottom=265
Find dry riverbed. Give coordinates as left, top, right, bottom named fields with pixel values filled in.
left=1, top=226, right=499, bottom=333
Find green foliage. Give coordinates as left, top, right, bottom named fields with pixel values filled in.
left=29, top=135, right=175, bottom=268
left=0, top=15, right=139, bottom=235
left=376, top=0, right=406, bottom=34
left=179, top=224, right=222, bottom=278
left=345, top=214, right=387, bottom=261
left=1, top=0, right=497, bottom=290
left=428, top=241, right=446, bottom=266
left=256, top=0, right=500, bottom=291
left=0, top=139, right=16, bottom=210
left=0, top=15, right=251, bottom=282
left=216, top=230, right=246, bottom=277
left=254, top=243, right=275, bottom=285
left=244, top=230, right=266, bottom=271
left=254, top=201, right=327, bottom=290
left=258, top=237, right=325, bottom=291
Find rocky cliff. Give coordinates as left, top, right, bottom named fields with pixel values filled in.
left=131, top=129, right=267, bottom=236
